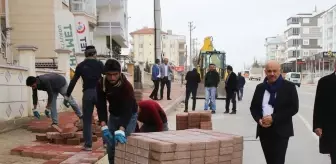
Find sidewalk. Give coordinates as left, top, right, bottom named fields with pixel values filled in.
left=2, top=82, right=185, bottom=164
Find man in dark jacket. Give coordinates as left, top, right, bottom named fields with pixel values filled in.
left=313, top=69, right=336, bottom=163
left=204, top=64, right=220, bottom=114
left=26, top=73, right=82, bottom=125
left=224, top=65, right=238, bottom=114
left=149, top=59, right=160, bottom=100
left=65, top=45, right=104, bottom=151
left=96, top=59, right=138, bottom=164
left=237, top=72, right=246, bottom=101
left=250, top=60, right=298, bottom=164
left=185, top=68, right=201, bottom=112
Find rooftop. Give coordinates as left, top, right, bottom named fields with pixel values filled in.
left=129, top=27, right=167, bottom=35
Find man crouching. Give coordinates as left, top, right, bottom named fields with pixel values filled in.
left=96, top=59, right=138, bottom=164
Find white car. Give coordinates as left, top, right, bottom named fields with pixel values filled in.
left=285, top=72, right=301, bottom=87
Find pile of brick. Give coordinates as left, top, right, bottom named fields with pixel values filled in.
left=176, top=111, right=212, bottom=130
left=115, top=129, right=243, bottom=164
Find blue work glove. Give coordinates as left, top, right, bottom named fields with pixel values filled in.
left=114, top=130, right=127, bottom=144
left=63, top=96, right=70, bottom=108
left=101, top=126, right=114, bottom=147
left=32, top=108, right=40, bottom=119
left=45, top=108, right=51, bottom=118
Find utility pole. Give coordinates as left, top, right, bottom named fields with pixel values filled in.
left=154, top=0, right=162, bottom=62
left=109, top=0, right=113, bottom=58
left=188, top=22, right=196, bottom=70
left=295, top=46, right=298, bottom=72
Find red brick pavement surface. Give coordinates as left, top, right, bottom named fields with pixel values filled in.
left=10, top=82, right=185, bottom=164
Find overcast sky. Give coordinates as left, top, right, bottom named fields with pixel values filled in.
left=128, top=0, right=335, bottom=71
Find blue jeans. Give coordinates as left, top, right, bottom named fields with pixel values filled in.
left=107, top=113, right=138, bottom=164
left=238, top=87, right=244, bottom=100
left=82, top=89, right=97, bottom=148
left=51, top=83, right=82, bottom=124
left=204, top=87, right=217, bottom=111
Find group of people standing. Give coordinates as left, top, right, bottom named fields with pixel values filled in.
left=25, top=45, right=169, bottom=164
left=149, top=58, right=173, bottom=100
left=184, top=64, right=246, bottom=114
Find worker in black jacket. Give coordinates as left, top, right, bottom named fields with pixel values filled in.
left=204, top=64, right=220, bottom=114
left=26, top=73, right=82, bottom=125
left=65, top=45, right=104, bottom=151
left=184, top=68, right=201, bottom=112
left=224, top=65, right=238, bottom=114
left=96, top=59, right=138, bottom=164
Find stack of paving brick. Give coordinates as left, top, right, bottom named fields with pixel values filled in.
left=114, top=129, right=243, bottom=164
left=176, top=111, right=212, bottom=130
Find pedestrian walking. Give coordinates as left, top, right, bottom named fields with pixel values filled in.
left=224, top=65, right=238, bottom=114
left=184, top=68, right=201, bottom=112
left=237, top=72, right=246, bottom=101
left=149, top=59, right=160, bottom=100
left=96, top=59, right=138, bottom=164
left=137, top=100, right=169, bottom=132
left=204, top=64, right=220, bottom=114
left=312, top=65, right=336, bottom=163
left=26, top=73, right=82, bottom=125
left=250, top=60, right=299, bottom=164
left=65, top=45, right=104, bottom=151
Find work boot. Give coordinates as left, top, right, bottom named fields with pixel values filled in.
left=230, top=111, right=236, bottom=114
left=224, top=111, right=229, bottom=114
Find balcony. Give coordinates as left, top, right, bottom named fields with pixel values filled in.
left=97, top=0, right=123, bottom=8
left=94, top=21, right=127, bottom=48
left=70, top=1, right=97, bottom=25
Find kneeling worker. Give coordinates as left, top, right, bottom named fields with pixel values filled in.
left=138, top=100, right=169, bottom=132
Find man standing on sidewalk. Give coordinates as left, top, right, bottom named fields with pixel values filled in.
left=312, top=66, right=336, bottom=163
left=26, top=73, right=82, bottom=125
left=159, top=58, right=173, bottom=100
left=65, top=45, right=104, bottom=151
left=184, top=68, right=201, bottom=112
left=204, top=64, right=220, bottom=114
left=237, top=72, right=246, bottom=101
left=224, top=65, right=238, bottom=114
left=149, top=59, right=160, bottom=100
left=250, top=60, right=298, bottom=164
left=96, top=59, right=138, bottom=164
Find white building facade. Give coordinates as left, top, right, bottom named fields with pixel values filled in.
left=94, top=0, right=129, bottom=56
left=321, top=5, right=336, bottom=52
left=265, top=35, right=286, bottom=62
left=130, top=27, right=186, bottom=66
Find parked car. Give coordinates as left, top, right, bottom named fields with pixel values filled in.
left=285, top=72, right=301, bottom=87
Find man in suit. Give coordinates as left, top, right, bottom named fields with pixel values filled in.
left=224, top=65, right=238, bottom=114
left=159, top=58, right=173, bottom=100
left=184, top=68, right=201, bottom=112
left=250, top=60, right=298, bottom=164
left=313, top=65, right=336, bottom=163
left=150, top=59, right=161, bottom=100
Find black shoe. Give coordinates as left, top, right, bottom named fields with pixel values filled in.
left=184, top=109, right=188, bottom=113
left=230, top=111, right=236, bottom=114
left=211, top=110, right=216, bottom=114
left=167, top=98, right=172, bottom=100
left=153, top=97, right=159, bottom=100
left=149, top=96, right=154, bottom=100
left=224, top=111, right=229, bottom=114
left=192, top=109, right=195, bottom=111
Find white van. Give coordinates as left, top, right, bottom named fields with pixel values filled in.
left=285, top=72, right=301, bottom=87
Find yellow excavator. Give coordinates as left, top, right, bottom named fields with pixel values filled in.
left=195, top=36, right=227, bottom=99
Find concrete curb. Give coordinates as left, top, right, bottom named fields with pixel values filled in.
left=95, top=88, right=185, bottom=164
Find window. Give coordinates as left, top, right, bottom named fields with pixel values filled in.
left=302, top=28, right=309, bottom=34
left=139, top=44, right=143, bottom=48
left=139, top=35, right=144, bottom=43
left=291, top=74, right=300, bottom=78
left=303, top=39, right=309, bottom=45
left=292, top=28, right=300, bottom=35
left=303, top=50, right=309, bottom=56
left=303, top=18, right=310, bottom=23
left=293, top=39, right=300, bottom=46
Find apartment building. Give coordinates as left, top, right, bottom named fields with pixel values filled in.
left=94, top=0, right=129, bottom=57
left=321, top=5, right=336, bottom=52
left=130, top=27, right=186, bottom=66
left=284, top=11, right=325, bottom=62
left=264, top=35, right=286, bottom=62
left=0, top=0, right=97, bottom=70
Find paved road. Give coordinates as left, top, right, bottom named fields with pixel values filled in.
left=168, top=80, right=331, bottom=164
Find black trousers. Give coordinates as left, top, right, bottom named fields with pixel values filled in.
left=225, top=89, right=236, bottom=112
left=260, top=134, right=289, bottom=164
left=160, top=77, right=171, bottom=99
left=185, top=87, right=197, bottom=111
left=150, top=80, right=160, bottom=99
left=327, top=137, right=336, bottom=164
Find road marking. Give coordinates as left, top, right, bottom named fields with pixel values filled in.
left=297, top=113, right=319, bottom=141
